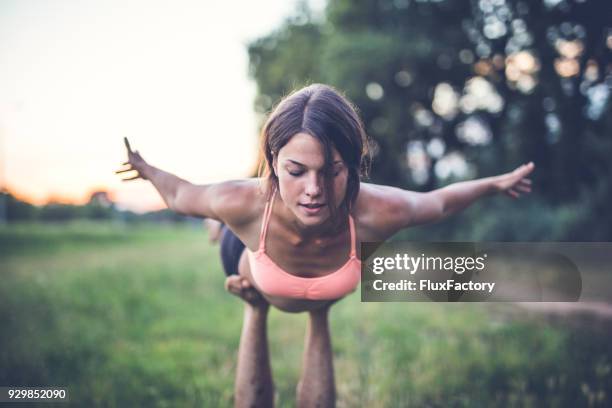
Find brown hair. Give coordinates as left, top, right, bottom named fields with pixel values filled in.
left=258, top=84, right=370, bottom=219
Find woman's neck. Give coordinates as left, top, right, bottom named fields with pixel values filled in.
left=274, top=196, right=348, bottom=240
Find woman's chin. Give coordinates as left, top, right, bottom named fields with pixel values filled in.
left=294, top=206, right=329, bottom=225
left=298, top=215, right=327, bottom=227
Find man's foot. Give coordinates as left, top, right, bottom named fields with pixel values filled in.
left=224, top=275, right=268, bottom=308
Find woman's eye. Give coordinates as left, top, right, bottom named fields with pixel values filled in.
left=288, top=171, right=303, bottom=177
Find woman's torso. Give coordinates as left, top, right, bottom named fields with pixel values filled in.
left=230, top=182, right=364, bottom=312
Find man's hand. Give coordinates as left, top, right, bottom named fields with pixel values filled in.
left=225, top=275, right=269, bottom=308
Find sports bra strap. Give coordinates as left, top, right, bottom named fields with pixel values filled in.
left=258, top=188, right=276, bottom=250
left=348, top=215, right=357, bottom=258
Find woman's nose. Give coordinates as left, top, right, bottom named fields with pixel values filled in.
left=305, top=174, right=322, bottom=197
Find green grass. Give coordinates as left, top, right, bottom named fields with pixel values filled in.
left=1, top=222, right=611, bottom=407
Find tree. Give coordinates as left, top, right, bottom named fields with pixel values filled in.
left=248, top=0, right=612, bottom=239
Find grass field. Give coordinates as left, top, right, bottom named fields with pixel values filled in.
left=1, top=222, right=610, bottom=407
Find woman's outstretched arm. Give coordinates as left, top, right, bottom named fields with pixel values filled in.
left=429, top=161, right=534, bottom=218
left=115, top=138, right=257, bottom=223
left=357, top=162, right=534, bottom=239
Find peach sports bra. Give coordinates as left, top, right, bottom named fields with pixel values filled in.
left=247, top=190, right=361, bottom=300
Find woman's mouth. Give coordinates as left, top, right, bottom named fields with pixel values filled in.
left=299, top=203, right=325, bottom=215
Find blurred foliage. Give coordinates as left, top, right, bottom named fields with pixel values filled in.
left=248, top=0, right=612, bottom=240
left=0, top=192, right=194, bottom=225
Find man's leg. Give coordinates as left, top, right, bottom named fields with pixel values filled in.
left=226, top=252, right=274, bottom=408
left=233, top=303, right=274, bottom=407
left=296, top=304, right=336, bottom=408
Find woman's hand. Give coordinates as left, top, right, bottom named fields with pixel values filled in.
left=115, top=137, right=150, bottom=181
left=491, top=162, right=534, bottom=198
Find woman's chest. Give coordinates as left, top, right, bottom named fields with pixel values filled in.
left=264, top=228, right=356, bottom=278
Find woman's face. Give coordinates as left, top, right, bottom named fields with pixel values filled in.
left=274, top=132, right=348, bottom=227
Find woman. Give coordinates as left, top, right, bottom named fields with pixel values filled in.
left=117, top=84, right=533, bottom=407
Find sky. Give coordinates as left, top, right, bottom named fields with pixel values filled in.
left=0, top=0, right=324, bottom=212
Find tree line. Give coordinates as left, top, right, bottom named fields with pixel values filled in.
left=247, top=0, right=611, bottom=240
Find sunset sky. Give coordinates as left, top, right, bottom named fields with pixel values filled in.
left=0, top=0, right=323, bottom=212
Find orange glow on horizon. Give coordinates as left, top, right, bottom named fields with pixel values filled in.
left=4, top=182, right=167, bottom=213
left=5, top=185, right=88, bottom=206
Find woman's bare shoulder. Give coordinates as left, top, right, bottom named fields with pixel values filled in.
left=212, top=178, right=267, bottom=228
left=352, top=182, right=409, bottom=241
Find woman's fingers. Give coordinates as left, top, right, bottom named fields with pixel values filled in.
left=124, top=137, right=133, bottom=153
left=118, top=138, right=149, bottom=181
left=114, top=167, right=133, bottom=174
left=520, top=162, right=535, bottom=175
left=509, top=177, right=532, bottom=194
left=516, top=184, right=531, bottom=193
left=513, top=162, right=534, bottom=177
left=495, top=163, right=534, bottom=197
left=507, top=164, right=534, bottom=188
left=506, top=189, right=520, bottom=198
